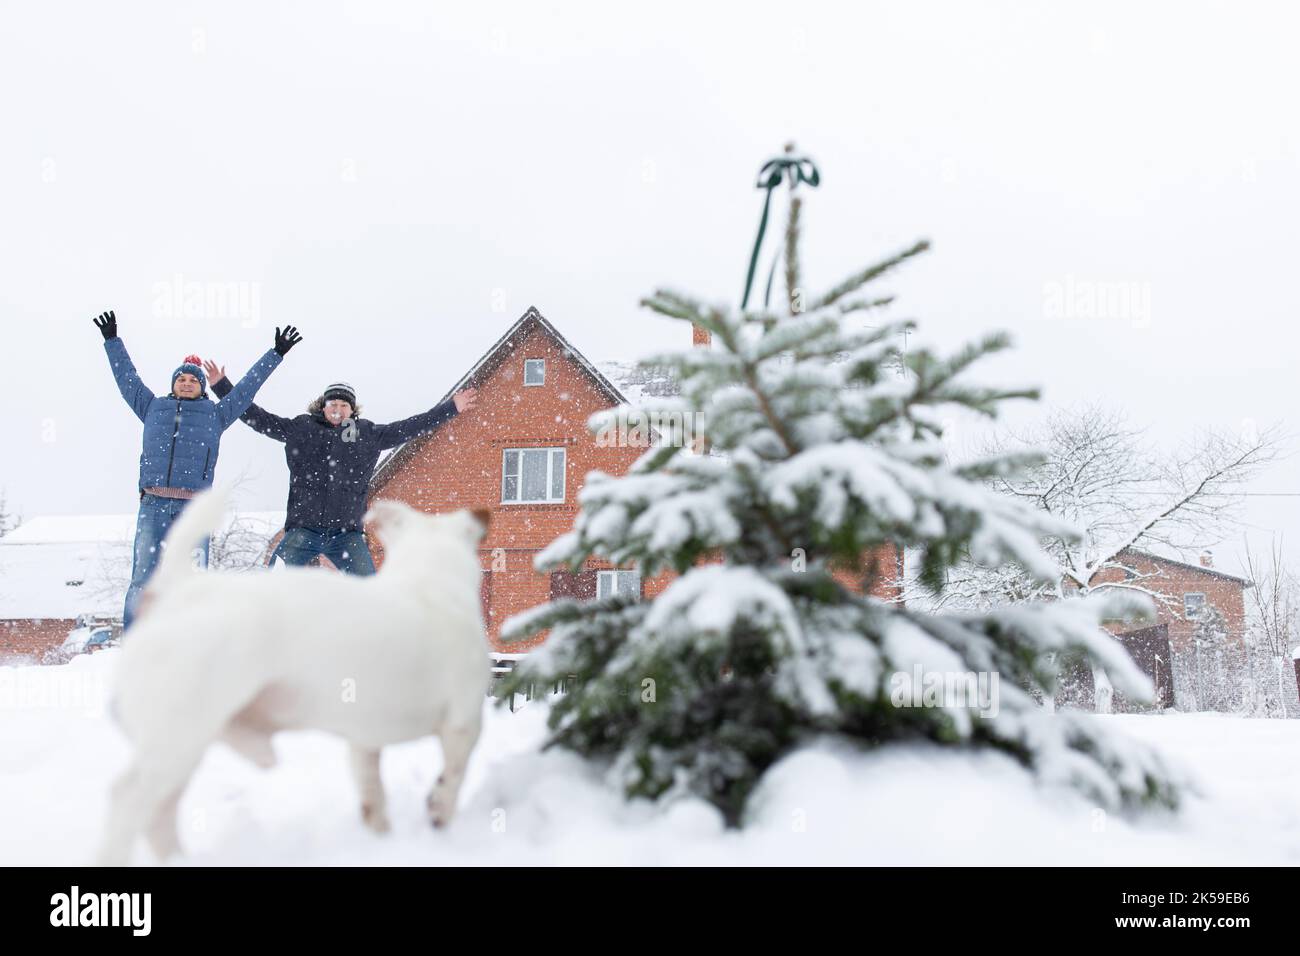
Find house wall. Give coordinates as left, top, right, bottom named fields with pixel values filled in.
left=0, top=619, right=77, bottom=662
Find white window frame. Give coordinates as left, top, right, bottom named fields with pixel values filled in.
left=524, top=358, right=546, bottom=386
left=597, top=569, right=641, bottom=601
left=501, top=447, right=566, bottom=504
left=1184, top=592, right=1206, bottom=620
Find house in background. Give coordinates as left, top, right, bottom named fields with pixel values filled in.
left=1059, top=546, right=1252, bottom=711
left=367, top=306, right=902, bottom=663
left=1098, top=547, right=1248, bottom=642
left=0, top=515, right=134, bottom=662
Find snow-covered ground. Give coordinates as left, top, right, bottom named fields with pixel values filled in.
left=4, top=649, right=1300, bottom=866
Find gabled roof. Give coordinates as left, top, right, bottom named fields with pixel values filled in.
left=1117, top=547, right=1252, bottom=587
left=371, top=306, right=632, bottom=490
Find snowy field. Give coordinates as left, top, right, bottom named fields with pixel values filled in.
left=3, top=649, right=1299, bottom=866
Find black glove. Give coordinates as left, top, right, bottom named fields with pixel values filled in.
left=274, top=325, right=303, bottom=356
left=93, top=310, right=117, bottom=341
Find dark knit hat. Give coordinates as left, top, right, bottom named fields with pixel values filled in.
left=172, top=354, right=207, bottom=395
left=322, top=382, right=357, bottom=406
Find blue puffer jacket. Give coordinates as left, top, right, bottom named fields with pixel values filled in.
left=212, top=376, right=457, bottom=531
left=105, top=338, right=283, bottom=492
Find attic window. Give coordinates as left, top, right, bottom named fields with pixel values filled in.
left=1184, top=593, right=1206, bottom=620
left=524, top=359, right=546, bottom=386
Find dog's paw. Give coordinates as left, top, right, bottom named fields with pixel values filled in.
left=426, top=791, right=454, bottom=829
left=361, top=802, right=391, bottom=835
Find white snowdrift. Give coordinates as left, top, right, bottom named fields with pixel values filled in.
left=2, top=650, right=1298, bottom=866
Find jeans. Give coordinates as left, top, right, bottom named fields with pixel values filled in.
left=273, top=527, right=376, bottom=576
left=124, top=494, right=210, bottom=629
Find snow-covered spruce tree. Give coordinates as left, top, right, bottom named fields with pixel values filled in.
left=500, top=170, right=1183, bottom=827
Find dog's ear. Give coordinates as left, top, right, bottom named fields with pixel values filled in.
left=365, top=499, right=409, bottom=542
left=470, top=508, right=492, bottom=534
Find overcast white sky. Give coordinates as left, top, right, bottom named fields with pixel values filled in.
left=2, top=0, right=1298, bottom=577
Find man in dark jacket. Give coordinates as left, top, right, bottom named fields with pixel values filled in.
left=94, top=310, right=301, bottom=626
left=207, top=363, right=477, bottom=574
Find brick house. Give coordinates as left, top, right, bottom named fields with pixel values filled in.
left=367, top=306, right=901, bottom=659
left=0, top=515, right=135, bottom=662
left=1059, top=546, right=1252, bottom=711
left=1096, top=547, right=1249, bottom=654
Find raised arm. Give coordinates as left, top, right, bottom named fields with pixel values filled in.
left=214, top=326, right=301, bottom=431
left=371, top=388, right=478, bottom=450
left=94, top=311, right=153, bottom=423
left=207, top=360, right=293, bottom=442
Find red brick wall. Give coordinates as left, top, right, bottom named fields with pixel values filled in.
left=1088, top=551, right=1247, bottom=651
left=0, top=619, right=77, bottom=662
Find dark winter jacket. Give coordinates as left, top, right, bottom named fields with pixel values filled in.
left=212, top=377, right=458, bottom=531
left=105, top=338, right=283, bottom=492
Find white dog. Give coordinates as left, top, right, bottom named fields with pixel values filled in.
left=98, top=490, right=491, bottom=866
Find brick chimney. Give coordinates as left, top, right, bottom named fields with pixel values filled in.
left=692, top=324, right=711, bottom=348
left=1199, top=550, right=1213, bottom=568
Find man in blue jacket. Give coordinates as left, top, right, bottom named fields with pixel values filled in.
left=94, top=310, right=301, bottom=626
left=206, top=361, right=477, bottom=575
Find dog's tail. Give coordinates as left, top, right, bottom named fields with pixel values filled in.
left=149, top=487, right=229, bottom=591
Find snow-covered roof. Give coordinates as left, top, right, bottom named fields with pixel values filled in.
left=1, top=510, right=287, bottom=547
left=2, top=514, right=138, bottom=546
left=1119, top=547, right=1252, bottom=587
left=0, top=509, right=287, bottom=619
left=0, top=538, right=129, bottom=619
left=596, top=360, right=680, bottom=405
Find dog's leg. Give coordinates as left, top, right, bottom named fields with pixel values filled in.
left=427, top=720, right=481, bottom=829
left=349, top=745, right=390, bottom=834
left=221, top=720, right=278, bottom=769
left=145, top=785, right=186, bottom=862
left=98, top=764, right=146, bottom=866
left=98, top=754, right=202, bottom=867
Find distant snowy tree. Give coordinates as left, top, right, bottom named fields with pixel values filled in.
left=922, top=404, right=1279, bottom=711
left=934, top=405, right=1279, bottom=611
left=1189, top=605, right=1233, bottom=712
left=0, top=487, right=20, bottom=538
left=501, top=152, right=1184, bottom=825
left=1242, top=539, right=1300, bottom=718
left=208, top=512, right=278, bottom=572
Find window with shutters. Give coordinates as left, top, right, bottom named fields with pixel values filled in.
left=501, top=447, right=566, bottom=503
